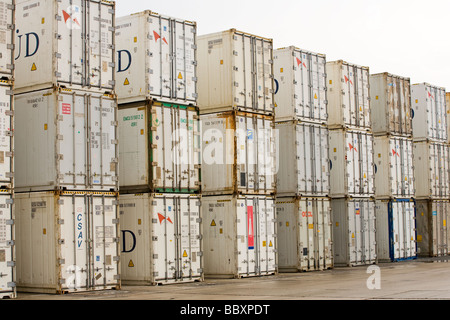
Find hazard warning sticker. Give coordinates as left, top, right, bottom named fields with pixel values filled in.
left=62, top=103, right=71, bottom=115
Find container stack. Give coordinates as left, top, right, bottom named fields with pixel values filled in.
left=369, top=73, right=417, bottom=262
left=273, top=46, right=333, bottom=272
left=197, top=29, right=278, bottom=278
left=412, top=83, right=449, bottom=257
left=115, top=11, right=203, bottom=285
left=13, top=0, right=120, bottom=294
left=326, top=60, right=377, bottom=267
left=0, top=0, right=15, bottom=299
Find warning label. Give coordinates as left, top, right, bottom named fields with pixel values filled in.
left=62, top=103, right=71, bottom=115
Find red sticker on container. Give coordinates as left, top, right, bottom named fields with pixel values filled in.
left=62, top=103, right=71, bottom=115
left=247, top=206, right=254, bottom=250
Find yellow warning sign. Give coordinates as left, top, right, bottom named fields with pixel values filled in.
left=263, top=241, right=266, bottom=247
left=352, top=233, right=355, bottom=239
left=183, top=250, right=188, bottom=258
left=31, top=63, right=37, bottom=71
left=128, top=260, right=134, bottom=267
left=124, top=78, right=130, bottom=85
left=211, top=220, right=216, bottom=227
left=178, top=72, right=183, bottom=79
left=308, top=224, right=314, bottom=230
left=269, top=241, right=273, bottom=247
left=314, top=93, right=318, bottom=99
left=444, top=220, right=447, bottom=227
left=363, top=173, right=367, bottom=179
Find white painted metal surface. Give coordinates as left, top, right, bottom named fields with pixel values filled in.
left=0, top=80, right=13, bottom=189
left=115, top=11, right=197, bottom=105
left=328, top=129, right=375, bottom=197
left=201, top=111, right=277, bottom=195
left=446, top=93, right=450, bottom=144
left=276, top=121, right=329, bottom=197
left=373, top=136, right=415, bottom=199
left=331, top=198, right=377, bottom=267
left=369, top=73, right=412, bottom=136
left=202, top=195, right=277, bottom=278
left=0, top=192, right=15, bottom=298
left=416, top=200, right=449, bottom=257
left=375, top=199, right=416, bottom=262
left=14, top=0, right=115, bottom=93
left=197, top=29, right=274, bottom=115
left=326, top=60, right=371, bottom=130
left=273, top=46, right=327, bottom=123
left=0, top=0, right=14, bottom=79
left=15, top=191, right=120, bottom=294
left=14, top=88, right=118, bottom=192
left=119, top=102, right=201, bottom=193
left=276, top=197, right=332, bottom=272
left=119, top=193, right=202, bottom=285
left=413, top=141, right=450, bottom=199
left=411, top=83, right=447, bottom=142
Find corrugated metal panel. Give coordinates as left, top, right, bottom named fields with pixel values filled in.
left=0, top=0, right=14, bottom=79
left=273, top=46, right=327, bottom=123
left=14, top=0, right=115, bottom=93
left=119, top=193, right=203, bottom=285
left=0, top=80, right=13, bottom=189
left=115, top=11, right=197, bottom=105
left=276, top=197, right=332, bottom=272
left=197, top=29, right=274, bottom=115
left=118, top=101, right=201, bottom=194
left=202, top=195, right=277, bottom=278
left=15, top=191, right=120, bottom=294
left=0, top=192, right=15, bottom=298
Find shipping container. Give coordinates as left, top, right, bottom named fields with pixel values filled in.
left=369, top=73, right=412, bottom=136
left=273, top=46, right=327, bottom=123
left=446, top=92, right=450, bottom=144
left=0, top=191, right=15, bottom=298
left=375, top=199, right=416, bottom=262
left=197, top=29, right=274, bottom=115
left=14, top=87, right=118, bottom=192
left=416, top=199, right=449, bottom=257
left=202, top=195, right=277, bottom=278
left=276, top=197, right=332, bottom=272
left=119, top=101, right=201, bottom=194
left=411, top=83, right=447, bottom=142
left=14, top=0, right=115, bottom=94
left=326, top=60, right=371, bottom=130
left=119, top=193, right=202, bottom=285
left=373, top=135, right=415, bottom=199
left=115, top=11, right=197, bottom=105
left=201, top=111, right=277, bottom=195
left=331, top=198, right=377, bottom=267
left=15, top=191, right=120, bottom=294
left=0, top=0, right=14, bottom=79
left=276, top=121, right=329, bottom=197
left=413, top=140, right=450, bottom=199
left=328, top=129, right=375, bottom=197
left=0, top=80, right=13, bottom=189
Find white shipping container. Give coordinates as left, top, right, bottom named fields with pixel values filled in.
left=15, top=191, right=120, bottom=294
left=119, top=101, right=201, bottom=194
left=416, top=200, right=449, bottom=257
left=331, top=198, right=377, bottom=267
left=369, top=73, right=412, bottom=136
left=375, top=199, right=416, bottom=262
left=0, top=192, right=15, bottom=298
left=276, top=121, right=329, bottom=197
left=0, top=0, right=14, bottom=79
left=446, top=92, right=450, bottom=144
left=201, top=111, right=277, bottom=195
left=326, top=60, right=371, bottom=130
left=115, top=11, right=197, bottom=105
left=119, top=193, right=202, bottom=285
left=276, top=197, right=333, bottom=272
left=197, top=29, right=274, bottom=115
left=411, top=83, right=447, bottom=142
left=373, top=135, right=415, bottom=199
left=0, top=80, right=13, bottom=189
left=15, top=87, right=118, bottom=192
left=413, top=141, right=450, bottom=199
left=202, top=195, right=277, bottom=278
left=14, top=0, right=115, bottom=93
left=273, top=46, right=327, bottom=123
left=328, top=129, right=375, bottom=197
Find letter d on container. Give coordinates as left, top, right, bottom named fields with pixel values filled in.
left=121, top=230, right=136, bottom=253
left=15, top=30, right=40, bottom=60
left=117, top=50, right=132, bottom=72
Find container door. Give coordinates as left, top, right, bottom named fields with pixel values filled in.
left=0, top=84, right=12, bottom=185
left=314, top=125, right=329, bottom=195
left=361, top=200, right=371, bottom=264
left=275, top=200, right=296, bottom=270
left=257, top=197, right=276, bottom=274
left=442, top=202, right=450, bottom=256
left=258, top=117, right=276, bottom=194
left=254, top=37, right=273, bottom=114
left=405, top=139, right=415, bottom=197
left=362, top=133, right=374, bottom=195
left=233, top=33, right=252, bottom=111
left=236, top=115, right=254, bottom=192
left=236, top=198, right=257, bottom=276
left=311, top=53, right=327, bottom=122
left=345, top=132, right=357, bottom=195
left=390, top=137, right=400, bottom=197
left=0, top=193, right=13, bottom=295
left=0, top=0, right=13, bottom=78
left=341, top=64, right=353, bottom=127
left=405, top=201, right=416, bottom=259
left=293, top=51, right=309, bottom=119
left=347, top=201, right=358, bottom=264
left=297, top=199, right=308, bottom=270
left=296, top=124, right=308, bottom=194
left=299, top=199, right=315, bottom=270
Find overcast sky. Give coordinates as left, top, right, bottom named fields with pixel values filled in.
left=116, top=0, right=450, bottom=90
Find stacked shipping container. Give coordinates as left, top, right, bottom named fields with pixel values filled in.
left=326, top=60, right=377, bottom=267
left=197, top=29, right=277, bottom=278
left=13, top=0, right=120, bottom=294
left=0, top=0, right=15, bottom=299
left=370, top=73, right=417, bottom=262
left=115, top=11, right=203, bottom=285
left=273, top=46, right=333, bottom=272
left=412, top=83, right=449, bottom=257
